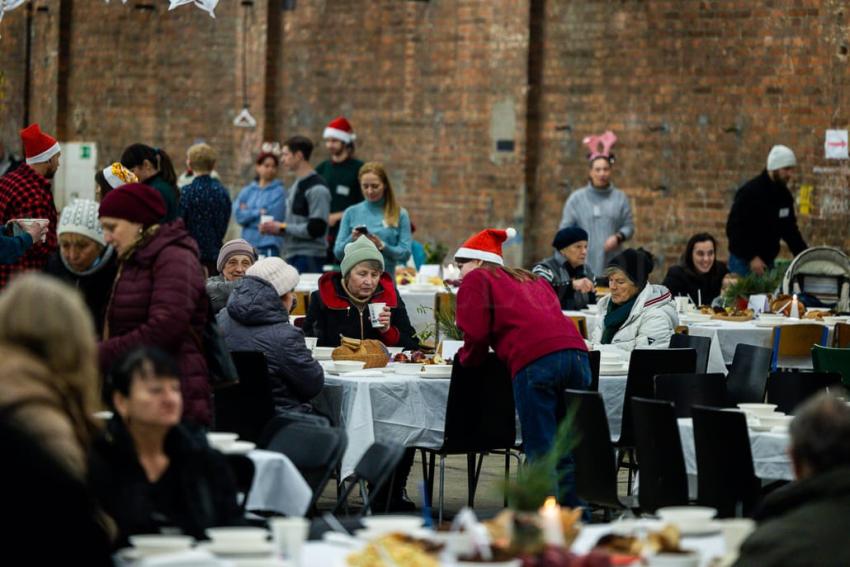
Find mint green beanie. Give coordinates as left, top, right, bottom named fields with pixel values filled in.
left=340, top=237, right=385, bottom=276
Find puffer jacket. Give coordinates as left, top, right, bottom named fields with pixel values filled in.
left=99, top=220, right=210, bottom=425
left=217, top=276, right=324, bottom=410
left=206, top=275, right=239, bottom=314
left=589, top=283, right=678, bottom=352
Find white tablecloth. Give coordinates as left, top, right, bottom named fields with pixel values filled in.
left=246, top=449, right=313, bottom=517
left=598, top=374, right=627, bottom=439
left=677, top=418, right=793, bottom=481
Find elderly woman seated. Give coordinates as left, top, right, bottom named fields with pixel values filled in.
left=589, top=248, right=678, bottom=352
left=304, top=237, right=419, bottom=350
left=206, top=239, right=257, bottom=313
left=217, top=257, right=324, bottom=413
left=533, top=226, right=596, bottom=310
left=89, top=347, right=242, bottom=546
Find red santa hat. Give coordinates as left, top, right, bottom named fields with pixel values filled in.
left=323, top=116, right=356, bottom=144
left=21, top=123, right=60, bottom=165
left=454, top=227, right=518, bottom=266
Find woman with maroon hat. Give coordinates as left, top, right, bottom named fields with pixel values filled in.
left=98, top=183, right=211, bottom=426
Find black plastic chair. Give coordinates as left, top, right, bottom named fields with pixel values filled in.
left=725, top=344, right=772, bottom=406
left=669, top=334, right=712, bottom=374
left=564, top=389, right=638, bottom=517
left=588, top=349, right=601, bottom=392
left=332, top=442, right=406, bottom=517
left=630, top=397, right=689, bottom=513
left=691, top=405, right=761, bottom=518
left=419, top=353, right=517, bottom=523
left=225, top=454, right=256, bottom=512
left=213, top=351, right=276, bottom=443
left=311, top=382, right=345, bottom=427
left=616, top=348, right=697, bottom=491
left=654, top=373, right=727, bottom=418
left=265, top=422, right=348, bottom=517
left=765, top=371, right=842, bottom=414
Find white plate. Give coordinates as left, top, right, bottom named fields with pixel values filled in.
left=199, top=541, right=275, bottom=557
left=220, top=441, right=256, bottom=455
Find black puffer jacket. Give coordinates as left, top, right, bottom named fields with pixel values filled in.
left=217, top=275, right=324, bottom=409
left=88, top=417, right=242, bottom=547
left=303, top=271, right=419, bottom=350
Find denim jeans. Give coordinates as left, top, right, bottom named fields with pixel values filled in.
left=512, top=349, right=591, bottom=508
left=256, top=245, right=280, bottom=259
left=287, top=254, right=325, bottom=274
left=729, top=253, right=774, bottom=276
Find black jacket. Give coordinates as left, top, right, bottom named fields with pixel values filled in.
left=532, top=252, right=596, bottom=310
left=44, top=248, right=118, bottom=335
left=89, top=417, right=242, bottom=547
left=726, top=170, right=808, bottom=265
left=662, top=261, right=728, bottom=306
left=304, top=271, right=419, bottom=350
left=734, top=466, right=850, bottom=567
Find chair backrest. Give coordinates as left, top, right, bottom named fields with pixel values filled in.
left=213, top=351, right=276, bottom=442
left=766, top=370, right=842, bottom=414
left=257, top=411, right=331, bottom=448
left=564, top=389, right=621, bottom=510
left=834, top=323, right=850, bottom=348
left=654, top=373, right=727, bottom=418
left=266, top=422, right=348, bottom=515
left=726, top=344, right=772, bottom=405
left=441, top=353, right=516, bottom=454
left=691, top=405, right=760, bottom=518
left=332, top=442, right=406, bottom=516
left=311, top=382, right=345, bottom=427
left=587, top=350, right=601, bottom=392
left=669, top=334, right=711, bottom=373
left=812, top=345, right=850, bottom=388
left=569, top=316, right=588, bottom=339
left=225, top=454, right=256, bottom=511
left=770, top=324, right=829, bottom=370
left=630, top=397, right=689, bottom=513
left=617, top=348, right=697, bottom=447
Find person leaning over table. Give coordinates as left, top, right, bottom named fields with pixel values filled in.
left=89, top=347, right=242, bottom=548
left=662, top=232, right=729, bottom=307
left=303, top=236, right=419, bottom=350
left=533, top=226, right=596, bottom=310
left=206, top=238, right=258, bottom=314
left=734, top=392, right=850, bottom=567
left=588, top=248, right=678, bottom=352
left=454, top=227, right=591, bottom=507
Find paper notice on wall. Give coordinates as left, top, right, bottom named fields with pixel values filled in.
left=799, top=184, right=813, bottom=216
left=825, top=130, right=849, bottom=159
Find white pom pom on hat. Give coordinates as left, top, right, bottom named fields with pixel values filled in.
left=454, top=227, right=518, bottom=266
left=505, top=227, right=517, bottom=239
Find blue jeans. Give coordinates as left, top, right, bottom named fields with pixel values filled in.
left=287, top=254, right=325, bottom=274
left=513, top=349, right=591, bottom=508
left=256, top=245, right=280, bottom=259
left=729, top=253, right=773, bottom=276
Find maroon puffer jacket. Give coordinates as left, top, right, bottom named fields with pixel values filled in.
left=99, top=220, right=211, bottom=425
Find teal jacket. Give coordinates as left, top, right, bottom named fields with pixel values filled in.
left=334, top=199, right=412, bottom=276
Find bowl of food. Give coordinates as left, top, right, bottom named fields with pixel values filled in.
left=332, top=360, right=367, bottom=373
left=206, top=527, right=269, bottom=545
left=313, top=346, right=334, bottom=360
left=206, top=432, right=239, bottom=449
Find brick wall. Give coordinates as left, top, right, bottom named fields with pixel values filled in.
left=1, top=0, right=848, bottom=274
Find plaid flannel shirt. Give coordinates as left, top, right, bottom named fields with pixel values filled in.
left=0, top=164, right=58, bottom=288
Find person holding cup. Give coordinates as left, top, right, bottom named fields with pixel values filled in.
left=232, top=152, right=286, bottom=258
left=217, top=257, right=324, bottom=414
left=0, top=218, right=47, bottom=265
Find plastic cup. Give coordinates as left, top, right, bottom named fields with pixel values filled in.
left=368, top=302, right=387, bottom=328
left=269, top=517, right=309, bottom=565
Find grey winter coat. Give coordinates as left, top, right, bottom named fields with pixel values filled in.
left=206, top=275, right=238, bottom=314
left=216, top=275, right=324, bottom=410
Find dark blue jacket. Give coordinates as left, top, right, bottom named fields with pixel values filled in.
left=0, top=233, right=32, bottom=265
left=179, top=174, right=232, bottom=264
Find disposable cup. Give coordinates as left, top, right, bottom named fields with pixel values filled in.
left=368, top=302, right=387, bottom=328
left=269, top=517, right=309, bottom=565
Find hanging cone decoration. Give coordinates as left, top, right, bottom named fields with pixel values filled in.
left=168, top=0, right=219, bottom=18
left=233, top=107, right=257, bottom=128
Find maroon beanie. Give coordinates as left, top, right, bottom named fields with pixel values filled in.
left=98, top=183, right=166, bottom=227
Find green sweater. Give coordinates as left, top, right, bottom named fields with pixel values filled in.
left=315, top=157, right=364, bottom=213
left=148, top=174, right=179, bottom=222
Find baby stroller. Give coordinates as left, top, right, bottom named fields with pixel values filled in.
left=782, top=246, right=850, bottom=312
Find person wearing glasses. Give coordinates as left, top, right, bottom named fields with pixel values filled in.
left=333, top=162, right=412, bottom=277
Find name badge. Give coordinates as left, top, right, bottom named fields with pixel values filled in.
left=778, top=207, right=790, bottom=218
left=336, top=185, right=350, bottom=196
left=592, top=205, right=601, bottom=217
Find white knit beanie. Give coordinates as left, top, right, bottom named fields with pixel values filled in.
left=766, top=145, right=797, bottom=171
left=58, top=199, right=106, bottom=246
left=246, top=257, right=300, bottom=297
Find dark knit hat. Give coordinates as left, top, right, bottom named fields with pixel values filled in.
left=607, top=248, right=654, bottom=289
left=552, top=226, right=589, bottom=250
left=98, top=183, right=166, bottom=227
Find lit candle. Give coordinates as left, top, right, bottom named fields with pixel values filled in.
left=790, top=293, right=800, bottom=319
left=539, top=496, right=565, bottom=546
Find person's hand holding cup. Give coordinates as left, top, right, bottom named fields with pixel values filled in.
left=368, top=302, right=390, bottom=331
left=12, top=219, right=49, bottom=243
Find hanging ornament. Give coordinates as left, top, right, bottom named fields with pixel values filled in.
left=0, top=0, right=27, bottom=29
left=233, top=107, right=257, bottom=129
left=168, top=0, right=219, bottom=18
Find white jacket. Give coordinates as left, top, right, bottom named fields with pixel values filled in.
left=590, top=284, right=679, bottom=353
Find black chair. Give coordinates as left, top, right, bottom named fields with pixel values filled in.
left=766, top=371, right=842, bottom=414
left=669, top=334, right=712, bottom=374
left=654, top=373, right=727, bottom=418
left=564, top=389, right=637, bottom=517
left=691, top=405, right=761, bottom=518
left=213, top=351, right=276, bottom=443
left=725, top=344, right=773, bottom=406
left=225, top=454, right=256, bottom=512
left=419, top=353, right=517, bottom=523
left=332, top=442, right=406, bottom=517
left=265, top=422, right=348, bottom=517
left=588, top=349, right=601, bottom=392
left=630, top=397, right=689, bottom=513
left=616, top=348, right=697, bottom=491
left=311, top=382, right=345, bottom=427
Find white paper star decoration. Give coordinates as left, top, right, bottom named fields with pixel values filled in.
left=169, top=0, right=219, bottom=18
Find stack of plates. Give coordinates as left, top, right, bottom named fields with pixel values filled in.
left=599, top=351, right=628, bottom=375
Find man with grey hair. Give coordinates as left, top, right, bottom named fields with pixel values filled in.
left=734, top=392, right=850, bottom=567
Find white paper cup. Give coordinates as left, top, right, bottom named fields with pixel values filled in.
left=368, top=302, right=387, bottom=328
left=260, top=214, right=274, bottom=226
left=304, top=336, right=318, bottom=352
left=269, top=517, right=309, bottom=565
left=12, top=218, right=49, bottom=242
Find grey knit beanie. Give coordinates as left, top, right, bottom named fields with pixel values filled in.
left=217, top=238, right=257, bottom=273
left=340, top=237, right=385, bottom=277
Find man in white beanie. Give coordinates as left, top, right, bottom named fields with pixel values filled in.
left=216, top=257, right=325, bottom=414
left=726, top=145, right=808, bottom=276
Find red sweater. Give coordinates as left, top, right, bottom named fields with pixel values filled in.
left=456, top=267, right=587, bottom=377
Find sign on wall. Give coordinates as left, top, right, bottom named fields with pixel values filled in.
left=825, top=129, right=849, bottom=160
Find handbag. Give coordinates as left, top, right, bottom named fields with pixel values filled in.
left=332, top=336, right=390, bottom=369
